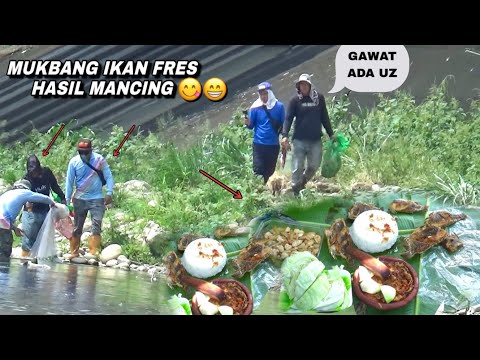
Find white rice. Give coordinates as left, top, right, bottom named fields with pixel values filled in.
left=181, top=238, right=227, bottom=278
left=350, top=210, right=399, bottom=253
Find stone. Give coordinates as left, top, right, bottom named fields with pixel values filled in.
left=148, top=200, right=158, bottom=207
left=117, top=255, right=130, bottom=264
left=118, top=262, right=130, bottom=270
left=105, top=259, right=118, bottom=267
left=81, top=232, right=91, bottom=244
left=142, top=221, right=165, bottom=245
left=99, top=244, right=122, bottom=263
left=71, top=257, right=88, bottom=264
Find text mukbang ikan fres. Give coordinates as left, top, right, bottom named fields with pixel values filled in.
left=6, top=59, right=201, bottom=98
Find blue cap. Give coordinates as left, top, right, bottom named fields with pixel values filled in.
left=258, top=81, right=272, bottom=91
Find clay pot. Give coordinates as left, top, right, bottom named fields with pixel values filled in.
left=353, top=256, right=419, bottom=311
left=191, top=278, right=253, bottom=315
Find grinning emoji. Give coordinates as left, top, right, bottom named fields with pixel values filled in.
left=178, top=78, right=202, bottom=102
left=203, top=77, right=227, bottom=102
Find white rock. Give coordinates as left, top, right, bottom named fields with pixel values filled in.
left=105, top=259, right=118, bottom=267
left=56, top=251, right=63, bottom=258
left=71, top=257, right=88, bottom=264
left=142, top=221, right=165, bottom=245
left=148, top=200, right=158, bottom=207
left=122, top=180, right=151, bottom=194
left=130, top=264, right=138, bottom=270
left=118, top=262, right=130, bottom=269
left=81, top=232, right=91, bottom=243
left=137, top=265, right=146, bottom=272
left=83, top=217, right=92, bottom=232
left=88, top=259, right=99, bottom=266
left=84, top=253, right=97, bottom=261
left=114, top=212, right=126, bottom=221
left=117, top=255, right=130, bottom=264
left=100, top=244, right=122, bottom=263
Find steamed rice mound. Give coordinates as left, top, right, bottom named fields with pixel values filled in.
left=350, top=210, right=399, bottom=253
left=181, top=238, right=227, bottom=278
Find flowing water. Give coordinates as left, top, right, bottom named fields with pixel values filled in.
left=0, top=260, right=173, bottom=315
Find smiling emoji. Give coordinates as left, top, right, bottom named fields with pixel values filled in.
left=178, top=78, right=202, bottom=102
left=203, top=77, right=227, bottom=102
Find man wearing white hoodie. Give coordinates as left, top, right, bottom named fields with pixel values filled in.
left=281, top=74, right=336, bottom=196
left=244, top=81, right=286, bottom=184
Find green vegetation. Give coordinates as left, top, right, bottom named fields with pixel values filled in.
left=1, top=78, right=478, bottom=263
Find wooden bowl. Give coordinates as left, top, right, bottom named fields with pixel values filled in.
left=191, top=278, right=253, bottom=315
left=353, top=256, right=419, bottom=311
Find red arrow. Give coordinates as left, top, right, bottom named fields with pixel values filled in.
left=42, top=124, right=65, bottom=156
left=199, top=169, right=242, bottom=199
left=113, top=125, right=136, bottom=156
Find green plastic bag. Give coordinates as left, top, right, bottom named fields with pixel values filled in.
left=321, top=133, right=350, bottom=178
left=52, top=192, right=74, bottom=214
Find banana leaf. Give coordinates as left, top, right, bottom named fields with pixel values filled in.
left=276, top=191, right=480, bottom=315
left=161, top=192, right=480, bottom=315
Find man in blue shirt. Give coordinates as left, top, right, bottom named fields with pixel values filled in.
left=244, top=81, right=285, bottom=184
left=65, top=138, right=114, bottom=259
left=0, top=179, right=56, bottom=261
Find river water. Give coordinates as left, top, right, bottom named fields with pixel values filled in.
left=0, top=260, right=172, bottom=315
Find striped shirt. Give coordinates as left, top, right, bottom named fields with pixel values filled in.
left=65, top=152, right=114, bottom=202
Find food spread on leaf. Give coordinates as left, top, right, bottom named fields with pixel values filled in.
left=350, top=210, right=399, bottom=253
left=356, top=261, right=414, bottom=304
left=388, top=199, right=428, bottom=214
left=280, top=252, right=353, bottom=312
left=261, top=226, right=322, bottom=260
left=165, top=199, right=469, bottom=315
left=181, top=238, right=227, bottom=278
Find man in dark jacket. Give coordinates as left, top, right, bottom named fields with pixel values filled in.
left=21, top=154, right=66, bottom=257
left=281, top=74, right=336, bottom=195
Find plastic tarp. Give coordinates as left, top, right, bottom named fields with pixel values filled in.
left=30, top=205, right=71, bottom=261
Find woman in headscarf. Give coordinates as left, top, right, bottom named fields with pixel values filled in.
left=21, top=154, right=66, bottom=257
left=244, top=81, right=286, bottom=184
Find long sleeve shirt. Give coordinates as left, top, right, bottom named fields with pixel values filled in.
left=0, top=189, right=54, bottom=229
left=24, top=167, right=65, bottom=213
left=282, top=93, right=334, bottom=141
left=65, top=152, right=114, bottom=202
left=246, top=101, right=285, bottom=145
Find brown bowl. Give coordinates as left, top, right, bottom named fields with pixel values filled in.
left=191, top=278, right=253, bottom=315
left=353, top=256, right=419, bottom=311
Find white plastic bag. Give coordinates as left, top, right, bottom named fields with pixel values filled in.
left=30, top=205, right=70, bottom=261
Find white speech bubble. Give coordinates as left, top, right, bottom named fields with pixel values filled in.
left=329, top=45, right=410, bottom=93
